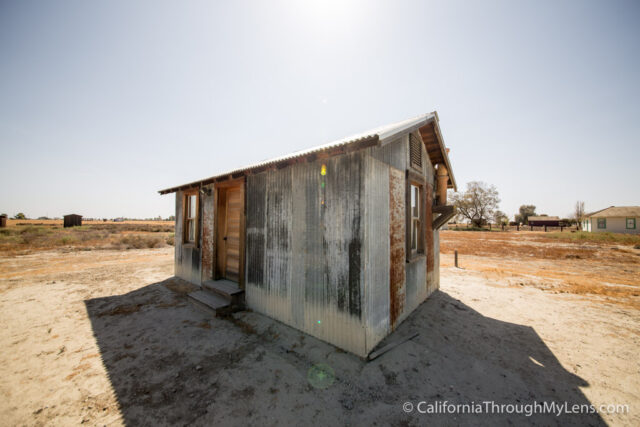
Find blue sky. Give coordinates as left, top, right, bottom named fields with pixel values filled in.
left=1, top=0, right=638, bottom=219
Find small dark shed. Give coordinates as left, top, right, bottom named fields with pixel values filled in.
left=528, top=216, right=562, bottom=227
left=63, top=214, right=82, bottom=228
left=0, top=214, right=7, bottom=228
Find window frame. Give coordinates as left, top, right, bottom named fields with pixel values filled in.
left=406, top=170, right=426, bottom=261
left=183, top=190, right=200, bottom=246
left=597, top=218, right=606, bottom=229
left=626, top=217, right=636, bottom=229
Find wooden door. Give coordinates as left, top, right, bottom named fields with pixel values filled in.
left=223, top=186, right=242, bottom=281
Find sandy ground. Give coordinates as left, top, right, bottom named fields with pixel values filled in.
left=0, top=241, right=638, bottom=426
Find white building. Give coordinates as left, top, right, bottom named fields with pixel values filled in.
left=582, top=206, right=640, bottom=234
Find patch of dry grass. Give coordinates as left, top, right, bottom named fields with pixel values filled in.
left=441, top=231, right=640, bottom=309
left=0, top=223, right=174, bottom=255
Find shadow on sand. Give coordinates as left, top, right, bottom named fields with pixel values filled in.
left=85, top=278, right=604, bottom=426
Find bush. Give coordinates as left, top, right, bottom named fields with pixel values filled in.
left=118, top=234, right=164, bottom=249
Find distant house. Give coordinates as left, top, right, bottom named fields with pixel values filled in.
left=582, top=206, right=640, bottom=234
left=159, top=112, right=457, bottom=357
left=63, top=214, right=82, bottom=228
left=528, top=216, right=562, bottom=227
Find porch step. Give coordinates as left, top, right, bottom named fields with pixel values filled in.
left=188, top=290, right=230, bottom=312
left=202, top=279, right=244, bottom=300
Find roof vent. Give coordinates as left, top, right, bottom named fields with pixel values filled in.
left=410, top=134, right=422, bottom=169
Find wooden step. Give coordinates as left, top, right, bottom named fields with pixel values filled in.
left=188, top=290, right=230, bottom=312
left=202, top=279, right=244, bottom=299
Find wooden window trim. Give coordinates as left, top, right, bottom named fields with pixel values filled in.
left=183, top=190, right=200, bottom=247
left=406, top=170, right=426, bottom=262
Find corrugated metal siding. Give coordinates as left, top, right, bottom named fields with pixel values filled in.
left=367, top=136, right=407, bottom=171
left=363, top=155, right=391, bottom=353
left=265, top=169, right=292, bottom=297
left=173, top=190, right=202, bottom=285
left=245, top=153, right=367, bottom=356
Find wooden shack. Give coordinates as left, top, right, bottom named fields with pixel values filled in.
left=159, top=112, right=457, bottom=357
left=0, top=214, right=7, bottom=228
left=63, top=214, right=82, bottom=228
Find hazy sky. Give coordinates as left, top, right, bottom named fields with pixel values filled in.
left=1, top=0, right=638, bottom=219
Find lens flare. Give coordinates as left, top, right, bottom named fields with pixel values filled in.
left=320, top=164, right=327, bottom=176
left=307, top=363, right=335, bottom=389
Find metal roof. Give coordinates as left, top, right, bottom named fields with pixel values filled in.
left=159, top=112, right=456, bottom=194
left=528, top=216, right=561, bottom=221
left=587, top=206, right=640, bottom=218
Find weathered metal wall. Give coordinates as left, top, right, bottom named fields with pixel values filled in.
left=200, top=185, right=215, bottom=282
left=362, top=155, right=390, bottom=353
left=174, top=190, right=203, bottom=285
left=388, top=167, right=406, bottom=330
left=245, top=152, right=367, bottom=356
left=366, top=133, right=439, bottom=336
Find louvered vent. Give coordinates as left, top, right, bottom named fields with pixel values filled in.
left=410, top=134, right=422, bottom=168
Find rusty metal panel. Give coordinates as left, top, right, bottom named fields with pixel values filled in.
left=200, top=185, right=215, bottom=281
left=388, top=166, right=405, bottom=330
left=363, top=155, right=390, bottom=354
left=432, top=230, right=440, bottom=294
left=425, top=183, right=435, bottom=291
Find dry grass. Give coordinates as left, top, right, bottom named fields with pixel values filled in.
left=441, top=230, right=640, bottom=308
left=0, top=223, right=174, bottom=255
left=4, top=219, right=172, bottom=227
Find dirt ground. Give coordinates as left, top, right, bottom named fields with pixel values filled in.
left=0, top=232, right=638, bottom=426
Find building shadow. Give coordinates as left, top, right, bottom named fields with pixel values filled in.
left=85, top=280, right=605, bottom=426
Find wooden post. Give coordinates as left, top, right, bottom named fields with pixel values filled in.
left=489, top=223, right=492, bottom=230
left=502, top=224, right=505, bottom=231
left=454, top=250, right=458, bottom=268
left=530, top=225, right=533, bottom=231
left=560, top=225, right=563, bottom=232
left=517, top=224, right=519, bottom=231
left=544, top=225, right=547, bottom=232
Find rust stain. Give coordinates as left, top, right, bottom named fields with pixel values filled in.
left=201, top=189, right=214, bottom=280
left=389, top=168, right=405, bottom=329
left=426, top=183, right=434, bottom=274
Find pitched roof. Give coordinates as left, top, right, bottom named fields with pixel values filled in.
left=528, top=216, right=560, bottom=221
left=586, top=206, right=640, bottom=218
left=159, top=112, right=456, bottom=194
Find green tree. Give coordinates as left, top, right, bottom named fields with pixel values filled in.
left=514, top=205, right=536, bottom=224
left=493, top=210, right=509, bottom=225
left=450, top=181, right=500, bottom=227
left=13, top=213, right=26, bottom=220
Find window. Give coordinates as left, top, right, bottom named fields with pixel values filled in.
left=406, top=170, right=425, bottom=260
left=627, top=218, right=636, bottom=229
left=410, top=185, right=421, bottom=252
left=597, top=218, right=606, bottom=229
left=184, top=192, right=199, bottom=244
left=409, top=134, right=422, bottom=170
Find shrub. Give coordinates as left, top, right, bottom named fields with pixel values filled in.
left=119, top=234, right=164, bottom=249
